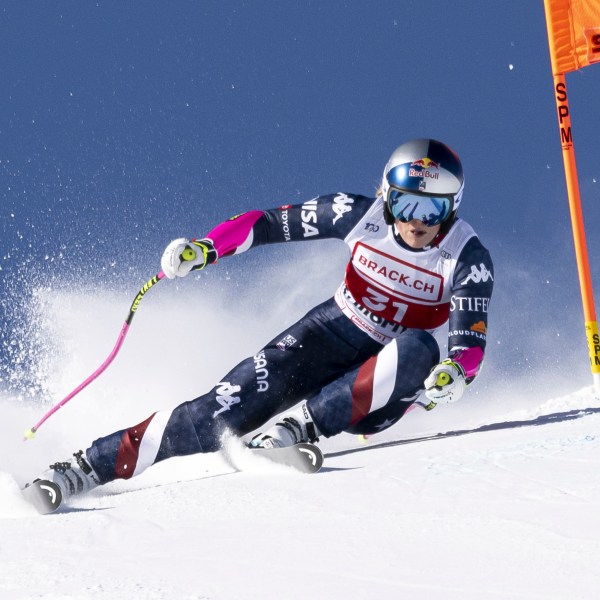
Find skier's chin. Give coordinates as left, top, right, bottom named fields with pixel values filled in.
left=395, top=220, right=440, bottom=248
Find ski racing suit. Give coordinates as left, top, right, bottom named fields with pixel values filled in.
left=87, top=193, right=494, bottom=484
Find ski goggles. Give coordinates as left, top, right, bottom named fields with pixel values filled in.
left=386, top=187, right=453, bottom=226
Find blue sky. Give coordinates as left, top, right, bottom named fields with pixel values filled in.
left=2, top=2, right=600, bottom=389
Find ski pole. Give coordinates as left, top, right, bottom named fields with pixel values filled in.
left=23, top=271, right=166, bottom=441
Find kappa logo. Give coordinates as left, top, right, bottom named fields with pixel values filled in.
left=460, top=263, right=494, bottom=285
left=212, top=381, right=241, bottom=418
left=332, top=193, right=354, bottom=224
left=364, top=223, right=380, bottom=233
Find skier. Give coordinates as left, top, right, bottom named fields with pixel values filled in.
left=26, top=138, right=493, bottom=508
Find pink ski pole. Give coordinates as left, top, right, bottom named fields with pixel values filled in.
left=23, top=272, right=166, bottom=441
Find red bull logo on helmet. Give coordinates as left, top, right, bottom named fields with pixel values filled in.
left=411, top=158, right=440, bottom=169
left=409, top=157, right=440, bottom=180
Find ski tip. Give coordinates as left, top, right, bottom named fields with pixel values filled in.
left=295, top=442, right=324, bottom=472
left=22, top=480, right=63, bottom=515
left=247, top=442, right=324, bottom=474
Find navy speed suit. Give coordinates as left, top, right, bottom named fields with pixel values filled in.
left=87, top=194, right=494, bottom=484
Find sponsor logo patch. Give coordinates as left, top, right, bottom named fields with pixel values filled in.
left=353, top=242, right=443, bottom=303
left=409, top=157, right=441, bottom=181
left=280, top=207, right=291, bottom=241
left=276, top=334, right=297, bottom=351
left=448, top=328, right=487, bottom=341
left=253, top=350, right=269, bottom=392
left=301, top=199, right=319, bottom=237
left=450, top=296, right=490, bottom=313
left=470, top=321, right=487, bottom=334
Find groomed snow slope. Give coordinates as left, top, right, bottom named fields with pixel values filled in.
left=1, top=281, right=599, bottom=600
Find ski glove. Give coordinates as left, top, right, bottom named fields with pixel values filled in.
left=424, top=359, right=466, bottom=405
left=160, top=238, right=216, bottom=279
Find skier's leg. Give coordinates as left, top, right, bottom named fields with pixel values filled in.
left=306, top=329, right=440, bottom=437
left=83, top=298, right=382, bottom=484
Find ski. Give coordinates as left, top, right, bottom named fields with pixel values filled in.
left=22, top=443, right=323, bottom=514
left=249, top=442, right=324, bottom=474
left=22, top=479, right=63, bottom=515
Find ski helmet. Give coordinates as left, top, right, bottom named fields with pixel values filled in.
left=381, top=139, right=464, bottom=226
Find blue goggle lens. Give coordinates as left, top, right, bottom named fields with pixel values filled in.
left=387, top=189, right=452, bottom=226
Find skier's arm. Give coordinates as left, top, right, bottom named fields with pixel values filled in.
left=447, top=237, right=494, bottom=379
left=161, top=194, right=373, bottom=278
left=424, top=237, right=494, bottom=403
left=209, top=193, right=372, bottom=254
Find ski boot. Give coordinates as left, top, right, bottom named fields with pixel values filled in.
left=249, top=401, right=320, bottom=449
left=23, top=450, right=100, bottom=514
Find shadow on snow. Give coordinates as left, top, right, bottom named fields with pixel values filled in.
left=325, top=406, right=600, bottom=459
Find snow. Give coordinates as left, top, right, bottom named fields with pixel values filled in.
left=2, top=276, right=600, bottom=599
